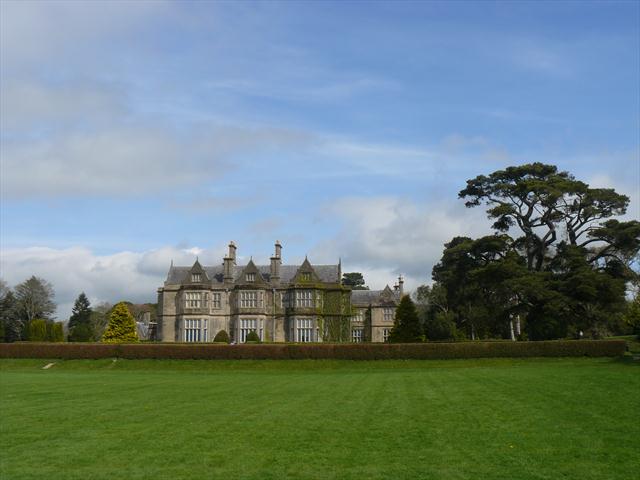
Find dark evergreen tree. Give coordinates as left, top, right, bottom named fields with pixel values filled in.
left=426, top=163, right=640, bottom=341
left=388, top=296, right=423, bottom=343
left=459, top=163, right=639, bottom=273
left=213, top=330, right=230, bottom=343
left=342, top=272, right=368, bottom=290
left=0, top=282, right=20, bottom=342
left=245, top=330, right=261, bottom=343
left=68, top=292, right=94, bottom=342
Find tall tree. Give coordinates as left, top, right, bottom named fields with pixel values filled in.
left=102, top=302, right=139, bottom=343
left=89, top=302, right=113, bottom=341
left=458, top=163, right=639, bottom=273
left=437, top=163, right=640, bottom=340
left=68, top=292, right=94, bottom=342
left=14, top=276, right=56, bottom=340
left=0, top=280, right=20, bottom=342
left=342, top=272, right=368, bottom=290
left=388, top=296, right=423, bottom=343
left=412, top=284, right=459, bottom=341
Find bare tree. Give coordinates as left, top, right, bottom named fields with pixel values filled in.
left=14, top=277, right=56, bottom=338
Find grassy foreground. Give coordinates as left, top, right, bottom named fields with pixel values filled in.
left=1, top=358, right=638, bottom=480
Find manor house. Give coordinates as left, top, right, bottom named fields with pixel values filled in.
left=156, top=241, right=403, bottom=343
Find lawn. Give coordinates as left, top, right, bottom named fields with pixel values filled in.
left=1, top=358, right=638, bottom=480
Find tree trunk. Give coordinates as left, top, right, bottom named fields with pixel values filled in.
left=509, top=319, right=516, bottom=341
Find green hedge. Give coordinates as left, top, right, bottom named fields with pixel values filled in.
left=0, top=340, right=626, bottom=360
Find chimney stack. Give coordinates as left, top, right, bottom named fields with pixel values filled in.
left=223, top=241, right=236, bottom=283
left=270, top=241, right=282, bottom=283
left=228, top=241, right=237, bottom=263
left=398, top=275, right=404, bottom=297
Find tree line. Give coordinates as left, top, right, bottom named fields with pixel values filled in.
left=389, top=163, right=640, bottom=342
left=3, top=163, right=638, bottom=344
left=0, top=277, right=152, bottom=343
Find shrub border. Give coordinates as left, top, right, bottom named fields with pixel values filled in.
left=0, top=340, right=626, bottom=360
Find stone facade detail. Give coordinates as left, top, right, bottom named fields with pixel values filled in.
left=156, top=241, right=401, bottom=343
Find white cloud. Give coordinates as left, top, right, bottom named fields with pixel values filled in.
left=312, top=196, right=492, bottom=289
left=0, top=0, right=170, bottom=68
left=0, top=244, right=227, bottom=320
left=0, top=123, right=311, bottom=199
left=1, top=80, right=128, bottom=131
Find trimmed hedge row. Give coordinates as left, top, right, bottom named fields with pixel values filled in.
left=0, top=340, right=626, bottom=360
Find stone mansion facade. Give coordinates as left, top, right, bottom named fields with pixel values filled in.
left=156, top=241, right=403, bottom=343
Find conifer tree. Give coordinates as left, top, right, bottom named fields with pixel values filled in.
left=68, top=292, right=94, bottom=341
left=388, top=296, right=423, bottom=343
left=0, top=282, right=19, bottom=342
left=102, top=302, right=139, bottom=343
left=245, top=330, right=261, bottom=343
left=213, top=330, right=230, bottom=343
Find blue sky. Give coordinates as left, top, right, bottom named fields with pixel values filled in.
left=1, top=0, right=639, bottom=319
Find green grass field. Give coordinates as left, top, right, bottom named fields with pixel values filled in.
left=1, top=357, right=638, bottom=480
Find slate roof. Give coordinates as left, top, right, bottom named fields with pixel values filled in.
left=351, top=288, right=400, bottom=306
left=165, top=264, right=340, bottom=285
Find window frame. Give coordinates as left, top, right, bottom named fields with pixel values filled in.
left=295, top=317, right=314, bottom=342
left=352, top=328, right=364, bottom=343
left=295, top=290, right=314, bottom=308
left=212, top=292, right=222, bottom=309
left=184, top=318, right=207, bottom=342
left=184, top=291, right=202, bottom=309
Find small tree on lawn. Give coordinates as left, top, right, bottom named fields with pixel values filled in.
left=68, top=292, right=94, bottom=342
left=102, top=302, right=139, bottom=343
left=388, top=296, right=423, bottom=343
left=28, top=319, right=48, bottom=341
left=48, top=322, right=64, bottom=342
left=245, top=330, right=261, bottom=343
left=213, top=330, right=230, bottom=343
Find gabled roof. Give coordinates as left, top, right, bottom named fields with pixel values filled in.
left=290, top=257, right=321, bottom=283
left=186, top=259, right=208, bottom=284
left=237, top=259, right=267, bottom=284
left=165, top=263, right=340, bottom=285
left=351, top=286, right=401, bottom=306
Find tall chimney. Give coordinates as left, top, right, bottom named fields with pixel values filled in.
left=228, top=241, right=237, bottom=263
left=223, top=241, right=236, bottom=283
left=223, top=257, right=233, bottom=283
left=270, top=241, right=282, bottom=283
left=398, top=275, right=404, bottom=297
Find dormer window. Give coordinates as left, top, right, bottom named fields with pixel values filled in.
left=191, top=273, right=201, bottom=283
left=301, top=272, right=311, bottom=281
left=246, top=273, right=255, bottom=283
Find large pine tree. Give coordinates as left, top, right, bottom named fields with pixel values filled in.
left=68, top=292, right=94, bottom=342
left=102, top=302, right=139, bottom=343
left=388, top=296, right=423, bottom=343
